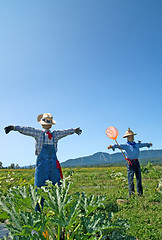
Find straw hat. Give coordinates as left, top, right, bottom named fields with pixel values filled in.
left=37, top=113, right=56, bottom=125
left=123, top=128, right=137, bottom=138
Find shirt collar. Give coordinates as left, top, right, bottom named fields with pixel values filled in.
left=44, top=129, right=51, bottom=133
left=127, top=141, right=136, bottom=147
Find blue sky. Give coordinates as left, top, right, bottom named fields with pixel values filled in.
left=0, top=0, right=162, bottom=167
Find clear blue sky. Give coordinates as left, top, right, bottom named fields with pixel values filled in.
left=0, top=0, right=162, bottom=167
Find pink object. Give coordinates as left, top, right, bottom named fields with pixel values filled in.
left=106, top=126, right=119, bottom=140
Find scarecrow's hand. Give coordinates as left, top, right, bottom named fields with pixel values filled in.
left=107, top=145, right=113, bottom=150
left=74, top=127, right=82, bottom=135
left=4, top=125, right=14, bottom=134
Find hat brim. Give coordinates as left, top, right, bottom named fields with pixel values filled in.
left=37, top=114, right=43, bottom=122
left=123, top=133, right=137, bottom=138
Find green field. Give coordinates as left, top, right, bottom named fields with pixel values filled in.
left=0, top=163, right=161, bottom=239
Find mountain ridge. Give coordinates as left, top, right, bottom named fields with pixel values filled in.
left=61, top=149, right=162, bottom=167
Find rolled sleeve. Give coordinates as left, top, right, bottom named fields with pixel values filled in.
left=112, top=144, right=118, bottom=151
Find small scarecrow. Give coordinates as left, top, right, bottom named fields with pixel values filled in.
left=4, top=113, right=82, bottom=209
left=107, top=128, right=152, bottom=196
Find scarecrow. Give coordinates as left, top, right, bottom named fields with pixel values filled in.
left=4, top=113, right=82, bottom=209
left=107, top=128, right=152, bottom=196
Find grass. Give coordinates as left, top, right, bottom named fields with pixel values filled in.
left=0, top=164, right=161, bottom=239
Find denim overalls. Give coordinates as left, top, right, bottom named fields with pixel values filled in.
left=126, top=160, right=143, bottom=196
left=34, top=132, right=61, bottom=187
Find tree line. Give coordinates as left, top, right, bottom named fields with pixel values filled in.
left=0, top=161, right=34, bottom=169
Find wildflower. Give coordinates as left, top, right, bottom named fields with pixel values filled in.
left=43, top=230, right=49, bottom=239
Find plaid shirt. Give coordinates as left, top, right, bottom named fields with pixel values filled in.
left=14, top=126, right=75, bottom=155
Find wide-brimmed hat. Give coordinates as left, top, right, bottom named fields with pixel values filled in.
left=123, top=128, right=137, bottom=138
left=37, top=113, right=56, bottom=125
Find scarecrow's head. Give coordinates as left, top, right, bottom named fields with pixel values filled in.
left=123, top=128, right=137, bottom=142
left=37, top=113, right=56, bottom=130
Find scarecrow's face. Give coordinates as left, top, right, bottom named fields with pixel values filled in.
left=127, top=135, right=134, bottom=142
left=42, top=124, right=52, bottom=130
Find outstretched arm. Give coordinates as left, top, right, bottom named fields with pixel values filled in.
left=54, top=127, right=82, bottom=141
left=138, top=142, right=152, bottom=148
left=107, top=144, right=128, bottom=151
left=4, top=125, right=41, bottom=138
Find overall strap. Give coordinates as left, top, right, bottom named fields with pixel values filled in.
left=52, top=131, right=54, bottom=143
left=43, top=131, right=45, bottom=143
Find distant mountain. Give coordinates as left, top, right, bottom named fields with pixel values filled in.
left=61, top=149, right=162, bottom=167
